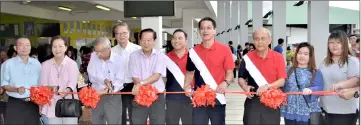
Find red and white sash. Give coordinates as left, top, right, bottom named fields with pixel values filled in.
left=242, top=55, right=268, bottom=87
left=165, top=56, right=185, bottom=89
left=188, top=48, right=226, bottom=104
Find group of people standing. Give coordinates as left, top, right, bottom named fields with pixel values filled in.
left=0, top=16, right=359, bottom=125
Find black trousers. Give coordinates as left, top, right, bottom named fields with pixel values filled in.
left=132, top=94, right=165, bottom=125
left=243, top=97, right=280, bottom=125
left=121, top=83, right=134, bottom=125
left=324, top=112, right=357, bottom=125
left=165, top=100, right=192, bottom=125
left=0, top=102, right=6, bottom=125
left=5, top=97, right=40, bottom=125
left=193, top=105, right=226, bottom=125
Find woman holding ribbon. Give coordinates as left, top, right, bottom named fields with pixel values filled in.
left=40, top=35, right=79, bottom=124
left=280, top=42, right=324, bottom=125
left=320, top=31, right=360, bottom=125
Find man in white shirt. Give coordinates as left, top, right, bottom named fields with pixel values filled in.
left=111, top=22, right=141, bottom=125
left=87, top=37, right=125, bottom=124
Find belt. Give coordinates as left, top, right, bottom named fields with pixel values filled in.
left=9, top=96, right=30, bottom=102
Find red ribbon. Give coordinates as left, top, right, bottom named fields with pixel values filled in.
left=192, top=85, right=216, bottom=107
left=260, top=88, right=287, bottom=109
left=78, top=87, right=100, bottom=108
left=134, top=85, right=159, bottom=107
left=30, top=86, right=53, bottom=106
left=28, top=86, right=340, bottom=109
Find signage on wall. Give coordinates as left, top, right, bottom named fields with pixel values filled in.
left=24, top=22, right=34, bottom=37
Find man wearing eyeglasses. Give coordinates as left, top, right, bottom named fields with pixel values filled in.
left=111, top=22, right=141, bottom=125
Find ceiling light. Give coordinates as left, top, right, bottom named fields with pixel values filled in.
left=95, top=5, right=110, bottom=11
left=132, top=17, right=137, bottom=19
left=58, top=6, right=72, bottom=11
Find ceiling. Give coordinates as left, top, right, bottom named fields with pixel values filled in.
left=15, top=1, right=118, bottom=12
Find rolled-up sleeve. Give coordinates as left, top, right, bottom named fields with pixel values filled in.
left=129, top=52, right=139, bottom=79
left=40, top=63, right=50, bottom=86
left=347, top=57, right=360, bottom=78
left=87, top=53, right=105, bottom=86
left=238, top=60, right=247, bottom=79
left=1, top=62, right=10, bottom=87
left=153, top=53, right=166, bottom=77
left=67, top=62, right=79, bottom=92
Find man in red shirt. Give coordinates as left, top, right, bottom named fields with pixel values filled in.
left=184, top=17, right=235, bottom=125
left=238, top=28, right=287, bottom=125
left=165, top=29, right=192, bottom=124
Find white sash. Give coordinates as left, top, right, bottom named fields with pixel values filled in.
left=188, top=48, right=226, bottom=104
left=242, top=55, right=268, bottom=87
left=165, top=56, right=185, bottom=89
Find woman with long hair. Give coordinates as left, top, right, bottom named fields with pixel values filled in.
left=320, top=31, right=360, bottom=125
left=280, top=42, right=324, bottom=125
left=40, top=35, right=79, bottom=124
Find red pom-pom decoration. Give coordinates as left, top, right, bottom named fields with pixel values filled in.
left=134, top=85, right=159, bottom=107
left=260, top=88, right=287, bottom=109
left=30, top=86, right=53, bottom=105
left=79, top=87, right=100, bottom=108
left=192, top=85, right=216, bottom=107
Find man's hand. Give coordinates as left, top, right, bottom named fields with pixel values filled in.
left=17, top=87, right=25, bottom=95
left=98, top=88, right=109, bottom=96
left=104, top=79, right=112, bottom=91
left=216, top=82, right=228, bottom=94
left=302, top=88, right=313, bottom=95
left=256, top=84, right=269, bottom=96
left=339, top=88, right=356, bottom=100
left=184, top=85, right=192, bottom=97
left=132, top=84, right=142, bottom=95
left=332, top=82, right=344, bottom=92
left=242, top=85, right=254, bottom=99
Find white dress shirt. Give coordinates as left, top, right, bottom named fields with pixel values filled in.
left=111, top=42, right=141, bottom=83
left=87, top=52, right=125, bottom=92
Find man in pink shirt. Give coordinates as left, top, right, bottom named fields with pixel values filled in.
left=129, top=28, right=167, bottom=125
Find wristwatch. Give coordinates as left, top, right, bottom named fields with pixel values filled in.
left=224, top=80, right=230, bottom=86
left=354, top=91, right=359, bottom=98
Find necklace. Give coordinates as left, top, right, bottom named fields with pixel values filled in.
left=55, top=65, right=63, bottom=78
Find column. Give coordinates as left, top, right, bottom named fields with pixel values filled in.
left=217, top=1, right=225, bottom=43
left=183, top=15, right=194, bottom=49
left=141, top=17, right=163, bottom=49
left=308, top=1, right=329, bottom=65
left=224, top=1, right=231, bottom=44
left=239, top=1, right=248, bottom=47
left=252, top=1, right=263, bottom=31
left=272, top=1, right=287, bottom=58
left=231, top=1, right=240, bottom=45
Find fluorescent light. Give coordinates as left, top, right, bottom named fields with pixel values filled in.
left=95, top=5, right=110, bottom=11
left=58, top=6, right=71, bottom=11
left=132, top=17, right=137, bottom=19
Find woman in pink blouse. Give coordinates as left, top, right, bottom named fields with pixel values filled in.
left=40, top=35, right=79, bottom=124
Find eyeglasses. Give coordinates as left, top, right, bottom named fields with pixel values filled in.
left=115, top=32, right=129, bottom=36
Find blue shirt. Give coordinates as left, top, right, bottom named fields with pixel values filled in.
left=274, top=45, right=283, bottom=54
left=1, top=56, right=41, bottom=98
left=280, top=68, right=323, bottom=122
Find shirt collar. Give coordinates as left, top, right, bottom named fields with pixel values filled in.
left=117, top=41, right=132, bottom=50
left=200, top=39, right=218, bottom=50
left=108, top=51, right=116, bottom=62
left=51, top=56, right=70, bottom=66
left=255, top=48, right=274, bottom=59
left=169, top=48, right=189, bottom=59
left=140, top=48, right=157, bottom=56
left=16, top=56, right=34, bottom=64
